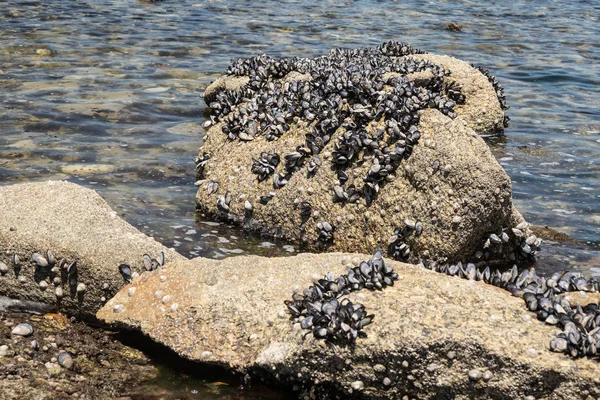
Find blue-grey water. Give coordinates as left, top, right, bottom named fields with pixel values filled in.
left=1, top=0, right=599, bottom=396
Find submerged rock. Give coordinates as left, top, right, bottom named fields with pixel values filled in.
left=0, top=181, right=185, bottom=318
left=98, top=253, right=600, bottom=399
left=195, top=43, right=524, bottom=263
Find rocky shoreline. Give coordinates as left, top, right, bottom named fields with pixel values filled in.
left=98, top=252, right=600, bottom=399
left=0, top=310, right=157, bottom=399
left=0, top=308, right=292, bottom=400
left=2, top=43, right=600, bottom=399
left=2, top=181, right=600, bottom=399
left=0, top=180, right=184, bottom=319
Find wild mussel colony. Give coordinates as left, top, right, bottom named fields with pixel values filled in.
left=417, top=232, right=600, bottom=359
left=198, top=41, right=508, bottom=247
left=0, top=251, right=84, bottom=300
left=0, top=250, right=165, bottom=301
left=200, top=41, right=598, bottom=359
left=198, top=41, right=463, bottom=214
left=285, top=244, right=600, bottom=360
left=285, top=250, right=398, bottom=342
left=199, top=41, right=456, bottom=340
left=118, top=252, right=165, bottom=283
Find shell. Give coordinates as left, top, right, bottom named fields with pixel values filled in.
left=118, top=264, right=132, bottom=282
left=57, top=352, right=74, bottom=369
left=32, top=253, right=49, bottom=267
left=11, top=323, right=34, bottom=337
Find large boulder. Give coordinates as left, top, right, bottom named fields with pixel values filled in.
left=0, top=181, right=185, bottom=318
left=98, top=253, right=600, bottom=399
left=196, top=43, right=525, bottom=264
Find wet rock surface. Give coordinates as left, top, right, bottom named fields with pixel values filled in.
left=0, top=311, right=157, bottom=400
left=99, top=253, right=600, bottom=399
left=0, top=181, right=185, bottom=319
left=195, top=44, right=522, bottom=263
left=0, top=310, right=290, bottom=400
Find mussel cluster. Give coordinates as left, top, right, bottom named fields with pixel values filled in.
left=285, top=250, right=398, bottom=342
left=316, top=221, right=335, bottom=242
left=0, top=250, right=80, bottom=299
left=443, top=81, right=466, bottom=105
left=2, top=249, right=168, bottom=299
left=217, top=192, right=232, bottom=212
left=203, top=41, right=469, bottom=215
left=195, top=152, right=210, bottom=179
left=118, top=251, right=165, bottom=283
left=420, top=256, right=600, bottom=358
left=251, top=152, right=280, bottom=182
left=472, top=64, right=509, bottom=127
left=474, top=222, right=543, bottom=263
left=387, top=218, right=423, bottom=260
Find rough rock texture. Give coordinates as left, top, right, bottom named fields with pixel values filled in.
left=204, top=75, right=250, bottom=103
left=98, top=253, right=600, bottom=400
left=0, top=181, right=185, bottom=318
left=196, top=51, right=521, bottom=263
left=196, top=107, right=523, bottom=263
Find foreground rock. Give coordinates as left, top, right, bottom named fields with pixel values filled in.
left=0, top=181, right=185, bottom=318
left=98, top=253, right=600, bottom=399
left=196, top=43, right=526, bottom=263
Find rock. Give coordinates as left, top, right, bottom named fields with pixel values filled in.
left=44, top=361, right=62, bottom=376
left=98, top=253, right=600, bottom=399
left=113, top=304, right=124, bottom=313
left=373, top=363, right=386, bottom=373
left=446, top=22, right=463, bottom=32
left=35, top=48, right=52, bottom=56
left=195, top=45, right=523, bottom=263
left=197, top=109, right=523, bottom=263
left=351, top=380, right=364, bottom=391
left=482, top=370, right=493, bottom=382
left=203, top=75, right=250, bottom=104
left=166, top=122, right=204, bottom=136
left=0, top=297, right=55, bottom=314
left=558, top=291, right=600, bottom=308
left=406, top=53, right=505, bottom=134
left=60, top=163, right=116, bottom=176
left=0, top=345, right=9, bottom=356
left=0, top=181, right=185, bottom=318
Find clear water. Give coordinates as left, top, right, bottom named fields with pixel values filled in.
left=1, top=0, right=600, bottom=396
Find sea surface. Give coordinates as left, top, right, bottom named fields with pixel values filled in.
left=1, top=0, right=599, bottom=397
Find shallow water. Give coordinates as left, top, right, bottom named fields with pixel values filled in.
left=1, top=0, right=599, bottom=397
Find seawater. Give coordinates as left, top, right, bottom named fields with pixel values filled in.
left=1, top=0, right=599, bottom=395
